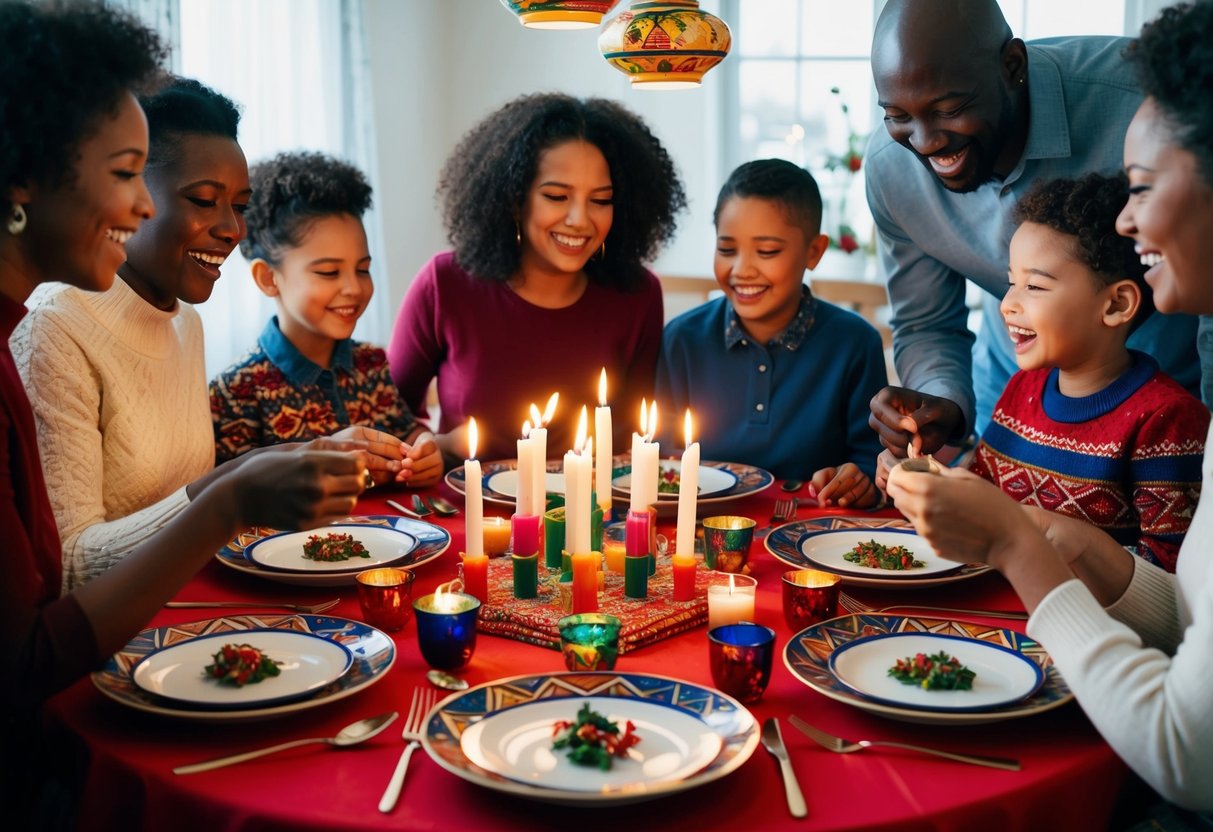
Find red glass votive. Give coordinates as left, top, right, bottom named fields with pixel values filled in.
left=708, top=623, right=775, bottom=704
left=781, top=569, right=841, bottom=630
left=355, top=568, right=416, bottom=632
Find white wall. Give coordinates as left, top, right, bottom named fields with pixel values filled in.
left=363, top=0, right=725, bottom=320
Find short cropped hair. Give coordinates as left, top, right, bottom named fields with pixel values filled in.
left=139, top=76, right=241, bottom=170
left=438, top=93, right=686, bottom=290
left=0, top=1, right=166, bottom=194
left=240, top=151, right=373, bottom=264
left=1014, top=172, right=1153, bottom=327
left=713, top=159, right=823, bottom=239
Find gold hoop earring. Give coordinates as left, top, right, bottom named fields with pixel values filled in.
left=6, top=204, right=27, bottom=236
left=598, top=240, right=606, bottom=259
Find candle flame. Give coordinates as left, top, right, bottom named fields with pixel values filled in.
left=684, top=408, right=694, bottom=446
left=522, top=419, right=532, bottom=439
left=468, top=417, right=478, bottom=460
left=639, top=397, right=648, bottom=435
left=598, top=367, right=608, bottom=406
left=529, top=403, right=542, bottom=426
left=541, top=392, right=559, bottom=426
left=646, top=400, right=658, bottom=442
left=575, top=405, right=588, bottom=452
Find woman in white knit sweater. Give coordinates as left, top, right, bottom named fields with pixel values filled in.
left=887, top=2, right=1213, bottom=816
left=12, top=78, right=403, bottom=589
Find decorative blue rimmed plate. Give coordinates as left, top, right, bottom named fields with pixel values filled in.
left=784, top=614, right=1072, bottom=725
left=766, top=517, right=990, bottom=589
left=612, top=460, right=739, bottom=501
left=215, top=516, right=449, bottom=587
left=93, top=615, right=395, bottom=722
left=243, top=525, right=418, bottom=574
left=422, top=671, right=759, bottom=806
left=130, top=628, right=354, bottom=710
left=828, top=631, right=1045, bottom=713
left=798, top=528, right=965, bottom=580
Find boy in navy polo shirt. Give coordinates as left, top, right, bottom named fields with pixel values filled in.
left=656, top=159, right=886, bottom=508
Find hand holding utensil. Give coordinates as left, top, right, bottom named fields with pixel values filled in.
left=761, top=717, right=807, bottom=818
left=173, top=712, right=397, bottom=775
left=789, top=715, right=1020, bottom=771
left=378, top=687, right=439, bottom=813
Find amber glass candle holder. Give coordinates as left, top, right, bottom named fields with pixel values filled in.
left=781, top=569, right=841, bottom=630
left=355, top=568, right=416, bottom=632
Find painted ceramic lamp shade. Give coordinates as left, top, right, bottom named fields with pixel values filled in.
left=599, top=0, right=731, bottom=88
left=501, top=0, right=621, bottom=29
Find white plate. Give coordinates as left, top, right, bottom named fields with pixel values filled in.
left=459, top=696, right=723, bottom=793
left=244, top=525, right=417, bottom=573
left=799, top=529, right=963, bottom=579
left=484, top=469, right=567, bottom=500
left=828, top=632, right=1045, bottom=713
left=130, top=629, right=353, bottom=709
left=613, top=461, right=738, bottom=501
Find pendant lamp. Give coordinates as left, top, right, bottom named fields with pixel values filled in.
left=598, top=1, right=731, bottom=89
left=500, top=0, right=621, bottom=30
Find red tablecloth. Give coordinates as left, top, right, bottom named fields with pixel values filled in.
left=43, top=481, right=1128, bottom=832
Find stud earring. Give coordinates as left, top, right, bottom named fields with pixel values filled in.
left=6, top=203, right=27, bottom=236
left=515, top=222, right=522, bottom=248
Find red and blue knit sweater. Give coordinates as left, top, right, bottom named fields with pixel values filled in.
left=972, top=352, right=1209, bottom=572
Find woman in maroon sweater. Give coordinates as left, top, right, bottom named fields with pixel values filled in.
left=0, top=6, right=367, bottom=815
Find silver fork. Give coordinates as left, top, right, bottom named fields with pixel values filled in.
left=378, top=687, right=439, bottom=813
left=839, top=590, right=1028, bottom=621
left=788, top=715, right=1020, bottom=771
left=758, top=497, right=796, bottom=538
left=165, top=599, right=341, bottom=614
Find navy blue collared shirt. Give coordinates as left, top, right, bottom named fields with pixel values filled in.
left=656, top=289, right=887, bottom=480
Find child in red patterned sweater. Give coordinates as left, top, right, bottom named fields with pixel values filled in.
left=969, top=173, right=1208, bottom=571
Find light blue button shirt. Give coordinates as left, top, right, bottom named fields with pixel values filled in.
left=865, top=36, right=1205, bottom=436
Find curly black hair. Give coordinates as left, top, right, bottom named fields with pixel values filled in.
left=0, top=1, right=166, bottom=196
left=714, top=159, right=823, bottom=238
left=1014, top=172, right=1153, bottom=327
left=438, top=93, right=687, bottom=290
left=140, top=76, right=241, bottom=171
left=1126, top=2, right=1213, bottom=183
left=240, top=151, right=373, bottom=264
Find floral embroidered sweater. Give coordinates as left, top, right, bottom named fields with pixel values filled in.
left=210, top=316, right=418, bottom=462
left=972, top=352, right=1209, bottom=571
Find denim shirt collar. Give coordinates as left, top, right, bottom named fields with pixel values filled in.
left=257, top=315, right=354, bottom=387
left=723, top=285, right=817, bottom=351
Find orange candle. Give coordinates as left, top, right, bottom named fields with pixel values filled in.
left=571, top=551, right=598, bottom=613
left=672, top=553, right=696, bottom=601
left=483, top=517, right=511, bottom=557
left=461, top=552, right=489, bottom=604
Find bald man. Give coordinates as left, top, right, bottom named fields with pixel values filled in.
left=865, top=0, right=1206, bottom=457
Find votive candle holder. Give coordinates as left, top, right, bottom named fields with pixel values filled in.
left=355, top=567, right=415, bottom=632
left=708, top=622, right=775, bottom=704
left=781, top=569, right=841, bottom=630
left=558, top=613, right=621, bottom=671
left=413, top=590, right=481, bottom=670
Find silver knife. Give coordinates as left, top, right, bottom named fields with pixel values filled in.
left=761, top=717, right=807, bottom=818
left=386, top=499, right=424, bottom=519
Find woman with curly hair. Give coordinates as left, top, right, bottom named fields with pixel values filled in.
left=210, top=151, right=441, bottom=484
left=388, top=93, right=686, bottom=462
left=888, top=2, right=1213, bottom=816
left=0, top=1, right=365, bottom=815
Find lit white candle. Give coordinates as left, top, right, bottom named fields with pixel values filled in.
left=629, top=400, right=660, bottom=512
left=707, top=573, right=757, bottom=629
left=465, top=418, right=483, bottom=557
left=675, top=409, right=700, bottom=558
left=516, top=419, right=534, bottom=517
left=594, top=368, right=612, bottom=514
left=563, top=407, right=593, bottom=554
left=529, top=393, right=558, bottom=514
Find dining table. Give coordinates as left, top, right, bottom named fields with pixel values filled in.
left=41, top=474, right=1130, bottom=832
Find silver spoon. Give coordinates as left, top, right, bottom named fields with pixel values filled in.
left=173, top=711, right=398, bottom=775
left=427, top=496, right=460, bottom=517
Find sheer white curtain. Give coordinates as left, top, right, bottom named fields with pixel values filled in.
left=122, top=0, right=388, bottom=377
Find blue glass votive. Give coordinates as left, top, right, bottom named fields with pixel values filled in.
left=413, top=591, right=481, bottom=670
left=707, top=622, right=775, bottom=704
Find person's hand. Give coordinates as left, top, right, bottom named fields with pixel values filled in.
left=868, top=386, right=965, bottom=457
left=230, top=450, right=366, bottom=530
left=874, top=448, right=899, bottom=494
left=325, top=426, right=405, bottom=483
left=885, top=465, right=1030, bottom=567
left=808, top=463, right=879, bottom=508
left=399, top=431, right=443, bottom=487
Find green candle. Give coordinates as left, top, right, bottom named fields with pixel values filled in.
left=543, top=506, right=565, bottom=569
left=591, top=502, right=604, bottom=554
left=512, top=552, right=538, bottom=599
left=624, top=553, right=648, bottom=599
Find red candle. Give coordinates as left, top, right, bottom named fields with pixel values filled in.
left=672, top=553, right=696, bottom=601
left=511, top=514, right=541, bottom=556
left=571, top=551, right=598, bottom=613
left=625, top=508, right=651, bottom=557
left=461, top=552, right=489, bottom=604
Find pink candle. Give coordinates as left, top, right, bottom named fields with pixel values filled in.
left=511, top=514, right=541, bottom=556
left=626, top=508, right=651, bottom=557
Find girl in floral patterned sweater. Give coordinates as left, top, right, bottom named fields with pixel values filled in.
left=210, top=151, right=441, bottom=485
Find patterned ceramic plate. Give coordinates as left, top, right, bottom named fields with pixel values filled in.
left=214, top=516, right=449, bottom=587
left=422, top=671, right=759, bottom=806
left=445, top=456, right=627, bottom=507
left=784, top=614, right=1072, bottom=725
left=612, top=460, right=739, bottom=501
left=243, top=525, right=418, bottom=573
left=93, top=615, right=395, bottom=722
left=766, top=517, right=990, bottom=589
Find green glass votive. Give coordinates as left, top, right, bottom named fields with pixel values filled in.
left=559, top=613, right=621, bottom=671
left=512, top=552, right=539, bottom=599
left=543, top=506, right=565, bottom=570
left=624, top=554, right=649, bottom=599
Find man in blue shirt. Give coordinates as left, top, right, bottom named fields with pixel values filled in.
left=865, top=0, right=1205, bottom=457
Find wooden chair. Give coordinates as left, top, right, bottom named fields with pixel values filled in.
left=658, top=274, right=721, bottom=322
left=809, top=277, right=898, bottom=384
